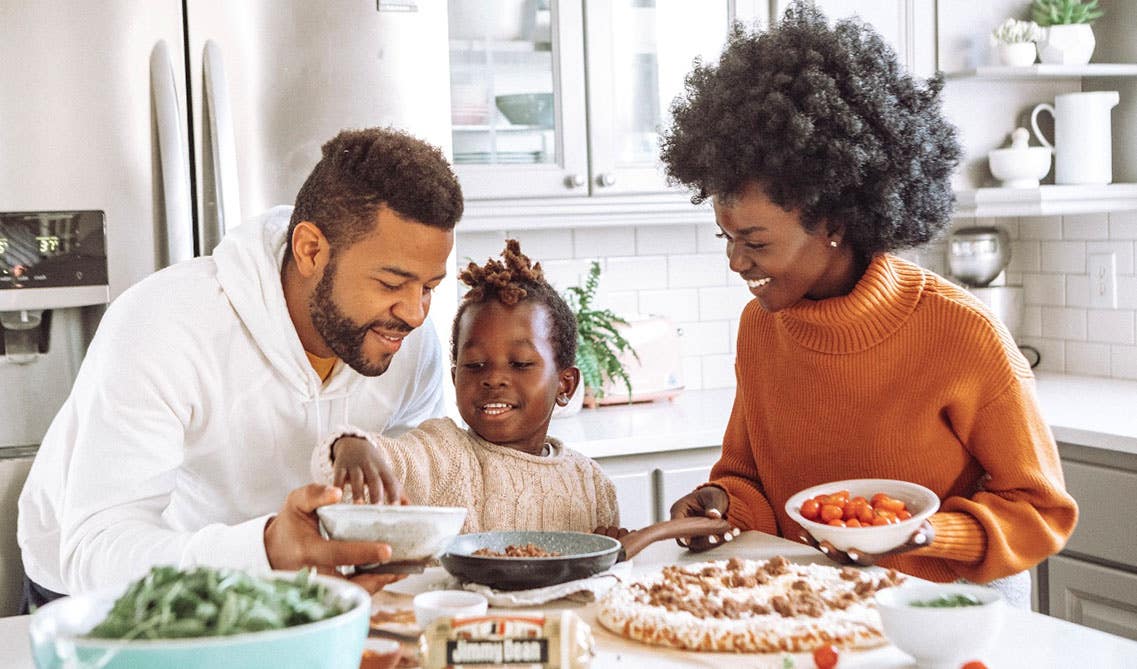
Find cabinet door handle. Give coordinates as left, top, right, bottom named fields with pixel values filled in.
left=597, top=172, right=617, bottom=187
left=564, top=173, right=586, bottom=188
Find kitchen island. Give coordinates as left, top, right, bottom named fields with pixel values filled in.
left=4, top=532, right=1134, bottom=668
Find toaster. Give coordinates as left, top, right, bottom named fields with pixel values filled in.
left=594, top=314, right=684, bottom=405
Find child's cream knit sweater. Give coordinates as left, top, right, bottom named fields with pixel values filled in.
left=310, top=417, right=620, bottom=533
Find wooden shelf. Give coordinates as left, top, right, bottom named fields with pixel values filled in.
left=953, top=184, right=1137, bottom=217
left=945, top=63, right=1137, bottom=80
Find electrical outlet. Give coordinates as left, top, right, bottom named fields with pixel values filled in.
left=1088, top=252, right=1117, bottom=309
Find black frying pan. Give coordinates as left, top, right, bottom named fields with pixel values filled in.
left=439, top=517, right=732, bottom=590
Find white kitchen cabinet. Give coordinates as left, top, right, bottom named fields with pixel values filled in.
left=596, top=446, right=720, bottom=530
left=595, top=452, right=658, bottom=529
left=773, top=0, right=937, bottom=77
left=448, top=0, right=738, bottom=204
left=1048, top=555, right=1137, bottom=642
left=654, top=453, right=717, bottom=522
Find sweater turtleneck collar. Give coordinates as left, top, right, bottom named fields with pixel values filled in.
left=774, top=253, right=927, bottom=353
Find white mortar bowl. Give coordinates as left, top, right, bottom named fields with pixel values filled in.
left=317, top=504, right=467, bottom=566
left=989, top=146, right=1051, bottom=188
left=875, top=582, right=1004, bottom=668
left=785, top=479, right=939, bottom=554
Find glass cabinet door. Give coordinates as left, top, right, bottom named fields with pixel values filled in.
left=448, top=0, right=588, bottom=199
left=583, top=0, right=731, bottom=195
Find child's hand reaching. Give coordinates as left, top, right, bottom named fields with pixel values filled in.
left=331, top=436, right=407, bottom=505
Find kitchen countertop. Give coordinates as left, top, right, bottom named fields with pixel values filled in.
left=554, top=372, right=1137, bottom=459
left=5, top=532, right=1132, bottom=668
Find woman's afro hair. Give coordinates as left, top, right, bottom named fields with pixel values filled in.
left=450, top=239, right=578, bottom=371
left=660, top=1, right=961, bottom=256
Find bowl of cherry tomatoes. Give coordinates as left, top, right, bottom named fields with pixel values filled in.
left=784, top=478, right=940, bottom=554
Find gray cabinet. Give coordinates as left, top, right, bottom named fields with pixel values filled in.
left=595, top=446, right=719, bottom=530
left=1048, top=555, right=1137, bottom=642
left=1045, top=442, right=1137, bottom=637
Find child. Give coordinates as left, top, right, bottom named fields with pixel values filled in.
left=310, top=240, right=619, bottom=534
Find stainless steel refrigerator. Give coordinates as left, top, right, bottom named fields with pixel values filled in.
left=0, top=0, right=451, bottom=614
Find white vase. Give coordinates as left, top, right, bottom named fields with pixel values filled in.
left=997, top=42, right=1037, bottom=67
left=1036, top=24, right=1095, bottom=65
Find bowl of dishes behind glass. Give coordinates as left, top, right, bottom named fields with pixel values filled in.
left=316, top=505, right=468, bottom=572
left=785, top=478, right=940, bottom=554
left=875, top=582, right=1005, bottom=668
left=28, top=567, right=371, bottom=669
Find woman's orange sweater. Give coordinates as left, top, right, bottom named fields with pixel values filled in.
left=710, top=253, right=1077, bottom=583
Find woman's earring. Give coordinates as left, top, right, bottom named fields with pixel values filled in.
left=829, top=240, right=839, bottom=248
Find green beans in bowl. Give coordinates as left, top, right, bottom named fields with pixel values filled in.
left=28, top=566, right=370, bottom=669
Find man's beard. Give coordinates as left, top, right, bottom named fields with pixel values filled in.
left=309, top=260, right=411, bottom=377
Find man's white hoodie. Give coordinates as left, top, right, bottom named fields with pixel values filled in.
left=17, top=206, right=445, bottom=595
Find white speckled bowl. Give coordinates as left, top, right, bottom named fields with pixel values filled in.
left=316, top=505, right=467, bottom=566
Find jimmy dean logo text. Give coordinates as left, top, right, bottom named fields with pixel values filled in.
left=447, top=638, right=549, bottom=664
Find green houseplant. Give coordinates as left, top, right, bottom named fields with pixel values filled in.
left=1031, top=0, right=1103, bottom=26
left=563, top=261, right=638, bottom=407
left=1031, top=0, right=1104, bottom=65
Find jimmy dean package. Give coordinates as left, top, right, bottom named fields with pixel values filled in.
left=421, top=610, right=595, bottom=668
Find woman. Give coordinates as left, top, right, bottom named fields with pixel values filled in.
left=665, top=2, right=1076, bottom=607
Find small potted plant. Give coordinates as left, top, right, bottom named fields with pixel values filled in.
left=991, top=18, right=1042, bottom=67
left=1031, top=0, right=1104, bottom=65
left=561, top=261, right=638, bottom=411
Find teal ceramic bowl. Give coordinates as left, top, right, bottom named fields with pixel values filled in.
left=28, top=571, right=370, bottom=669
left=494, top=93, right=554, bottom=127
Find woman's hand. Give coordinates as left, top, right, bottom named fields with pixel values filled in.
left=331, top=436, right=406, bottom=505
left=668, top=485, right=732, bottom=552
left=798, top=520, right=935, bottom=566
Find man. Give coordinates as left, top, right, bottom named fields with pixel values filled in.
left=18, top=127, right=463, bottom=608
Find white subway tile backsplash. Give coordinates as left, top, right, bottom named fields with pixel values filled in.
left=1041, top=307, right=1086, bottom=340
left=638, top=288, right=699, bottom=321
left=1019, top=216, right=1062, bottom=240
left=668, top=254, right=730, bottom=288
left=635, top=225, right=698, bottom=255
left=699, top=285, right=754, bottom=321
left=1111, top=345, right=1137, bottom=379
left=573, top=227, right=636, bottom=258
left=1087, top=310, right=1135, bottom=345
left=681, top=356, right=704, bottom=391
left=1065, top=275, right=1090, bottom=309
left=507, top=229, right=574, bottom=261
left=1025, top=337, right=1065, bottom=373
left=678, top=321, right=731, bottom=357
left=604, top=256, right=669, bottom=291
left=1006, top=239, right=1040, bottom=273
left=1110, top=210, right=1137, bottom=240
left=1023, top=273, right=1065, bottom=306
left=1021, top=305, right=1042, bottom=338
left=595, top=290, right=639, bottom=317
left=1040, top=241, right=1087, bottom=274
left=701, top=354, right=737, bottom=389
left=695, top=221, right=725, bottom=254
left=1064, top=341, right=1112, bottom=376
left=1062, top=213, right=1109, bottom=240
left=458, top=231, right=509, bottom=264
left=540, top=258, right=597, bottom=292
left=1118, top=275, right=1137, bottom=310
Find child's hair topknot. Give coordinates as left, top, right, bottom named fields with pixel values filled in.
left=450, top=239, right=578, bottom=370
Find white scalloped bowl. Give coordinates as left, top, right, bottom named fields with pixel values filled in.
left=785, top=478, right=939, bottom=554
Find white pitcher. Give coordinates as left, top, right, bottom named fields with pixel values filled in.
left=1030, top=91, right=1119, bottom=185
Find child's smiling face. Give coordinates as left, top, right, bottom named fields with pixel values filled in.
left=452, top=300, right=578, bottom=455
